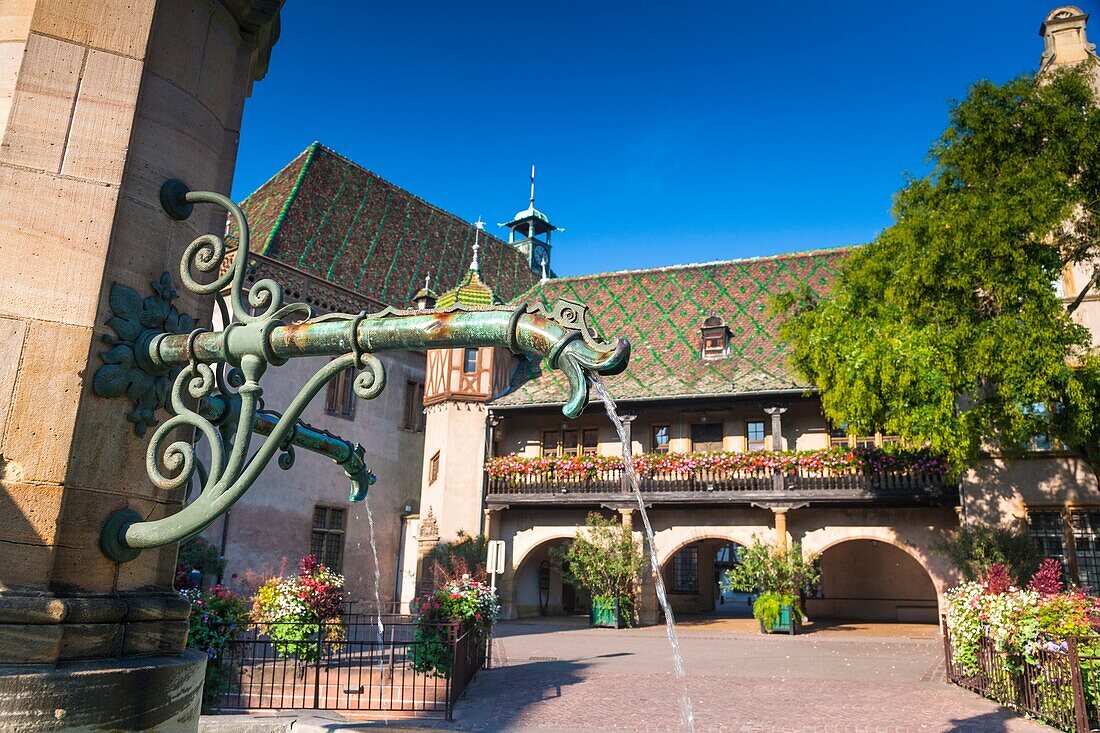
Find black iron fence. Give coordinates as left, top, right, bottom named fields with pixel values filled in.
left=942, top=617, right=1100, bottom=732
left=206, top=617, right=487, bottom=720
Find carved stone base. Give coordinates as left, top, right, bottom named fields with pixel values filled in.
left=0, top=650, right=206, bottom=731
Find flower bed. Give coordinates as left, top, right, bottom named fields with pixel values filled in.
left=180, top=584, right=250, bottom=709
left=943, top=560, right=1100, bottom=731
left=486, top=446, right=950, bottom=480
left=250, top=555, right=347, bottom=663
left=411, top=575, right=499, bottom=677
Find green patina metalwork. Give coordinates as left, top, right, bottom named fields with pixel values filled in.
left=93, top=180, right=629, bottom=563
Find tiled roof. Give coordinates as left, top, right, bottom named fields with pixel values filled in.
left=492, top=248, right=851, bottom=407
left=436, top=268, right=496, bottom=308
left=237, top=143, right=540, bottom=307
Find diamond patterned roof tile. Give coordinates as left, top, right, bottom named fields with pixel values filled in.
left=492, top=249, right=851, bottom=407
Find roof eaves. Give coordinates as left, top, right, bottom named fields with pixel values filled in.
left=489, top=386, right=816, bottom=410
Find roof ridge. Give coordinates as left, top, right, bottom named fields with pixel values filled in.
left=537, top=245, right=857, bottom=287
left=507, top=245, right=855, bottom=303
left=309, top=142, right=515, bottom=250
left=259, top=141, right=320, bottom=255
left=239, top=141, right=316, bottom=207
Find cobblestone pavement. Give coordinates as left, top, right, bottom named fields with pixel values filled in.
left=199, top=618, right=1056, bottom=733
left=443, top=617, right=1055, bottom=733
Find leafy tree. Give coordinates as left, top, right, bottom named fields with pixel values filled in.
left=722, top=538, right=820, bottom=597
left=429, top=532, right=489, bottom=581
left=933, top=523, right=1040, bottom=583
left=777, top=68, right=1100, bottom=474
left=553, top=512, right=642, bottom=607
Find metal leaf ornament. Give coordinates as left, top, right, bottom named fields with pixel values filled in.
left=94, top=273, right=197, bottom=435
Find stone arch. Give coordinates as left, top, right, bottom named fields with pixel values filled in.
left=653, top=525, right=767, bottom=568
left=800, top=526, right=948, bottom=596
left=511, top=527, right=580, bottom=573
left=509, top=530, right=585, bottom=619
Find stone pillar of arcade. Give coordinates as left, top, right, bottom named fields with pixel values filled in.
left=0, top=2, right=282, bottom=729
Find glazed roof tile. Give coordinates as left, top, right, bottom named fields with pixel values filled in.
left=492, top=248, right=851, bottom=407
left=237, top=143, right=540, bottom=307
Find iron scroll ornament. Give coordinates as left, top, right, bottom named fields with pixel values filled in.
left=94, top=180, right=629, bottom=563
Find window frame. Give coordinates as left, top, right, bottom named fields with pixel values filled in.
left=428, top=451, right=440, bottom=485
left=310, top=505, right=347, bottom=573
left=746, top=420, right=766, bottom=452
left=403, top=379, right=426, bottom=432
left=462, top=347, right=478, bottom=374
left=671, top=545, right=699, bottom=593
left=324, top=366, right=356, bottom=419
left=652, top=424, right=671, bottom=454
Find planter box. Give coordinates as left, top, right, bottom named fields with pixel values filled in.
left=590, top=598, right=627, bottom=628
left=759, top=603, right=798, bottom=635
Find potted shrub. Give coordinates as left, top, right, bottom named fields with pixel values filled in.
left=554, top=512, right=642, bottom=628
left=723, top=538, right=819, bottom=635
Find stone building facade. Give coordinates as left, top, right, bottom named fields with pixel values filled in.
left=398, top=6, right=1100, bottom=626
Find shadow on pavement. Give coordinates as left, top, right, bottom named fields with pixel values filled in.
left=945, top=708, right=1034, bottom=732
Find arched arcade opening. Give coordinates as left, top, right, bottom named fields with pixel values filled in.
left=512, top=538, right=592, bottom=618
left=805, top=539, right=938, bottom=623
left=660, top=539, right=751, bottom=617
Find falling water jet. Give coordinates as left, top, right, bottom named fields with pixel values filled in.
left=362, top=496, right=385, bottom=644
left=591, top=375, right=697, bottom=732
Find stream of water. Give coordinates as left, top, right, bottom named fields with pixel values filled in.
left=362, top=496, right=385, bottom=644
left=591, top=375, right=697, bottom=732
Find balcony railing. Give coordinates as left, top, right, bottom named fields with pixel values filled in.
left=485, top=464, right=951, bottom=504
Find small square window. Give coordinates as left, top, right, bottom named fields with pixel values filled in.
left=746, top=421, right=766, bottom=451
left=653, top=425, right=670, bottom=454
left=582, top=428, right=599, bottom=456
left=428, top=451, right=440, bottom=484
left=463, top=348, right=478, bottom=374
left=542, top=431, right=560, bottom=457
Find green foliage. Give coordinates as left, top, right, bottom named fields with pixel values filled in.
left=722, top=538, right=820, bottom=597
left=181, top=585, right=249, bottom=709
left=430, top=532, right=489, bottom=580
left=752, top=592, right=798, bottom=629
left=250, top=556, right=346, bottom=664
left=553, top=512, right=643, bottom=614
left=934, top=523, right=1040, bottom=583
left=177, top=536, right=225, bottom=576
left=776, top=68, right=1100, bottom=474
left=411, top=577, right=499, bottom=677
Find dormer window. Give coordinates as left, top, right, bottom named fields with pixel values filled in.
left=700, top=314, right=730, bottom=360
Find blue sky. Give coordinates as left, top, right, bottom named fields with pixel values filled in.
left=232, top=1, right=1094, bottom=277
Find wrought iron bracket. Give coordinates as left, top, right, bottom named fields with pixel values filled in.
left=92, top=180, right=629, bottom=563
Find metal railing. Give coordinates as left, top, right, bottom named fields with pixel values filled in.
left=486, top=465, right=947, bottom=501
left=942, top=617, right=1099, bottom=732
left=206, top=618, right=486, bottom=720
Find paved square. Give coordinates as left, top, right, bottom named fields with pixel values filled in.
left=445, top=618, right=1055, bottom=733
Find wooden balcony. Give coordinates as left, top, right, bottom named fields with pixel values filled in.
left=485, top=466, right=954, bottom=507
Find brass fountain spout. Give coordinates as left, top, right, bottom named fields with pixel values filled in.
left=93, top=181, right=629, bottom=563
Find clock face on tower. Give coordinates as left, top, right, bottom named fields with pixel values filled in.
left=533, top=244, right=549, bottom=272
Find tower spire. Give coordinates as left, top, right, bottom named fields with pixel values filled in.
left=529, top=164, right=536, bottom=207
left=471, top=217, right=483, bottom=271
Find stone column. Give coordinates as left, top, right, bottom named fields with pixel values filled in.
left=773, top=507, right=789, bottom=550
left=619, top=506, right=658, bottom=625
left=618, top=413, right=636, bottom=491
left=0, top=2, right=281, bottom=730
left=764, top=406, right=787, bottom=451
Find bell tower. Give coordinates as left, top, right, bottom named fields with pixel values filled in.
left=501, top=165, right=559, bottom=279
left=416, top=223, right=514, bottom=548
